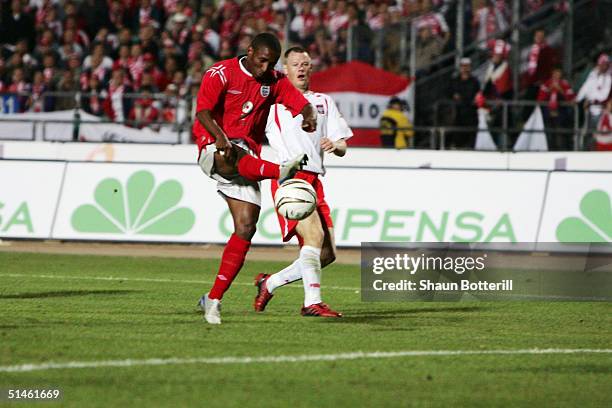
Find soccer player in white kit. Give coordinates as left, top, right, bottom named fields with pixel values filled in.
left=253, top=46, right=353, bottom=317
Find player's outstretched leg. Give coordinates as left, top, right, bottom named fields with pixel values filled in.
left=232, top=149, right=308, bottom=183
left=253, top=258, right=302, bottom=312
left=199, top=198, right=258, bottom=324
left=254, top=210, right=341, bottom=317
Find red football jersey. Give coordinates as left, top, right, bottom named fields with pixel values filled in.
left=192, top=57, right=309, bottom=154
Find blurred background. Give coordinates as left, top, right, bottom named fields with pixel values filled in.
left=0, top=0, right=611, bottom=151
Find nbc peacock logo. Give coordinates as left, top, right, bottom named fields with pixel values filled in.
left=556, top=190, right=612, bottom=243
left=71, top=170, right=195, bottom=236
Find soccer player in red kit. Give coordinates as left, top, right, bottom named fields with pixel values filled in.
left=194, top=33, right=317, bottom=324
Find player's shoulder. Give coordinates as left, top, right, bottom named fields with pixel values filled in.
left=204, top=58, right=238, bottom=81
left=307, top=91, right=334, bottom=103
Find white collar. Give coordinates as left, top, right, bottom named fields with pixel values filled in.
left=239, top=57, right=252, bottom=77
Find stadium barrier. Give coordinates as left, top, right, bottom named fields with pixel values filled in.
left=1, top=154, right=610, bottom=247
left=2, top=140, right=612, bottom=171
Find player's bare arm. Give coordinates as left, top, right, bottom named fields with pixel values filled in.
left=321, top=137, right=347, bottom=157
left=196, top=109, right=248, bottom=177
left=301, top=103, right=317, bottom=132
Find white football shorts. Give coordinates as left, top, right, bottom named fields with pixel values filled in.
left=198, top=139, right=261, bottom=206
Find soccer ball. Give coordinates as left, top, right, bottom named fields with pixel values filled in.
left=274, top=179, right=317, bottom=221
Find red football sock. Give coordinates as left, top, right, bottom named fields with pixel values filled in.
left=208, top=234, right=251, bottom=300
left=236, top=154, right=280, bottom=181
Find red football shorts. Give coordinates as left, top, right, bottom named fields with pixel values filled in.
left=271, top=170, right=333, bottom=243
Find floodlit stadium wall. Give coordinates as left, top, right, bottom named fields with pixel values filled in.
left=0, top=142, right=610, bottom=247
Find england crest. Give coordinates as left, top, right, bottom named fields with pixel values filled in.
left=260, top=85, right=270, bottom=97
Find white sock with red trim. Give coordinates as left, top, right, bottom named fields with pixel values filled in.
left=266, top=259, right=301, bottom=293
left=300, top=245, right=322, bottom=307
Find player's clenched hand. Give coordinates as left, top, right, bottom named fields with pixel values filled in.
left=215, top=136, right=235, bottom=162
left=300, top=104, right=317, bottom=132
left=321, top=137, right=336, bottom=153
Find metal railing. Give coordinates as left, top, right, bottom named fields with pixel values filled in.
left=0, top=90, right=193, bottom=144
left=433, top=99, right=586, bottom=150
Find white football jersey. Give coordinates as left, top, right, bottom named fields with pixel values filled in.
left=265, top=91, right=352, bottom=175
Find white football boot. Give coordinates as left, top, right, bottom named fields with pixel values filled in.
left=198, top=294, right=221, bottom=325
left=278, top=154, right=308, bottom=184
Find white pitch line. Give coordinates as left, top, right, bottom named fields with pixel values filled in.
left=0, top=273, right=359, bottom=292
left=1, top=349, right=610, bottom=373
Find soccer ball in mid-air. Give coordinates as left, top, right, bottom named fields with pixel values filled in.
left=274, top=179, right=317, bottom=220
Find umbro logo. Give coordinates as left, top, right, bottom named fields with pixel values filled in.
left=228, top=89, right=242, bottom=94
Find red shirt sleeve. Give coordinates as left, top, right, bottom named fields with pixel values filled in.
left=196, top=66, right=228, bottom=112
left=274, top=76, right=309, bottom=117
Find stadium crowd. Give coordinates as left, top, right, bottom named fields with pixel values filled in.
left=0, top=0, right=610, bottom=149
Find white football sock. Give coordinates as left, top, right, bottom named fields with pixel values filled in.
left=300, top=245, right=322, bottom=307
left=266, top=259, right=302, bottom=293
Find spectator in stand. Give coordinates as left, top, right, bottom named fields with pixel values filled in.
left=137, top=0, right=163, bottom=30
left=113, top=45, right=132, bottom=73
left=448, top=58, right=480, bottom=148
left=139, top=24, right=160, bottom=57
left=41, top=52, right=62, bottom=89
left=595, top=99, right=612, bottom=151
left=83, top=43, right=113, bottom=71
left=2, top=0, right=36, bottom=48
left=42, top=5, right=63, bottom=40
left=107, top=0, right=129, bottom=32
left=218, top=39, right=234, bottom=60
left=58, top=30, right=84, bottom=63
left=329, top=0, right=350, bottom=40
left=80, top=48, right=110, bottom=91
left=139, top=71, right=159, bottom=93
left=537, top=67, right=575, bottom=150
left=269, top=11, right=287, bottom=43
left=7, top=67, right=31, bottom=112
left=28, top=70, right=49, bottom=112
left=167, top=12, right=191, bottom=50
left=256, top=0, right=276, bottom=24
left=290, top=0, right=317, bottom=44
left=66, top=52, right=83, bottom=87
left=472, top=0, right=509, bottom=50
left=217, top=1, right=241, bottom=44
left=103, top=68, right=133, bottom=123
left=114, top=28, right=133, bottom=55
left=64, top=16, right=90, bottom=50
left=577, top=53, right=612, bottom=150
left=142, top=52, right=165, bottom=91
left=77, top=0, right=112, bottom=42
left=10, top=39, right=38, bottom=74
left=81, top=73, right=106, bottom=116
left=482, top=39, right=512, bottom=100
left=525, top=29, right=557, bottom=101
left=380, top=97, right=414, bottom=148
left=128, top=43, right=144, bottom=86
left=348, top=1, right=374, bottom=64
left=415, top=25, right=445, bottom=76
left=55, top=70, right=78, bottom=110
left=197, top=15, right=220, bottom=56
left=415, top=0, right=450, bottom=44
left=128, top=87, right=160, bottom=130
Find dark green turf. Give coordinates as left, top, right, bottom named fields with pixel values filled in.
left=0, top=251, right=610, bottom=407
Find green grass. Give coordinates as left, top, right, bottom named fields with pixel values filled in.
left=0, top=251, right=611, bottom=407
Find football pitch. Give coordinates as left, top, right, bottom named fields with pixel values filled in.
left=1, top=251, right=611, bottom=407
